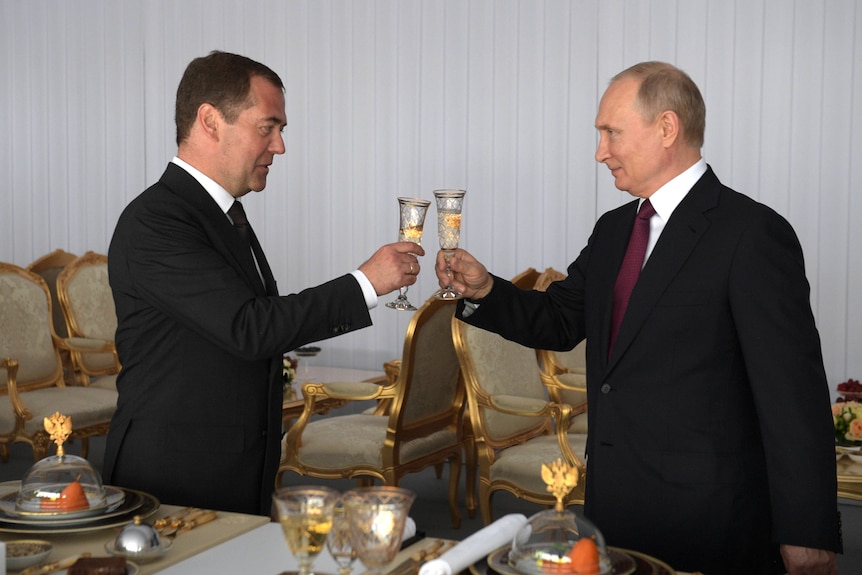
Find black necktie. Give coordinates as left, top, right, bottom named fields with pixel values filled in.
left=228, top=201, right=251, bottom=248
left=609, top=199, right=655, bottom=356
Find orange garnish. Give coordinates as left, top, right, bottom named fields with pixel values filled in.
left=567, top=538, right=600, bottom=575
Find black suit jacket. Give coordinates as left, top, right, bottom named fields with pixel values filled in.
left=104, top=163, right=372, bottom=514
left=461, top=167, right=841, bottom=574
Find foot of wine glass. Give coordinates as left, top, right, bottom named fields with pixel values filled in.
left=386, top=286, right=417, bottom=311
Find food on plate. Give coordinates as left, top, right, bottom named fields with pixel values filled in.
left=567, top=538, right=600, bottom=574
left=68, top=556, right=128, bottom=575
left=39, top=479, right=89, bottom=511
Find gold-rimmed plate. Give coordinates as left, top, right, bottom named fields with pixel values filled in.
left=0, top=486, right=126, bottom=522
left=472, top=545, right=642, bottom=575
left=0, top=488, right=158, bottom=535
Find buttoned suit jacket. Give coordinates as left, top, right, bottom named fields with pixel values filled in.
left=459, top=167, right=841, bottom=574
left=104, top=163, right=372, bottom=515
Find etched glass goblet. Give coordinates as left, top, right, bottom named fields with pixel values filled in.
left=432, top=189, right=466, bottom=300
left=342, top=486, right=416, bottom=575
left=273, top=485, right=339, bottom=575
left=326, top=500, right=357, bottom=575
left=385, top=197, right=431, bottom=311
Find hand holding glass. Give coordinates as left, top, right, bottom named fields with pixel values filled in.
left=273, top=485, right=339, bottom=575
left=432, top=189, right=466, bottom=300
left=386, top=197, right=431, bottom=311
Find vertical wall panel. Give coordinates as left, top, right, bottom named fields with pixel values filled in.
left=0, top=0, right=859, bottom=391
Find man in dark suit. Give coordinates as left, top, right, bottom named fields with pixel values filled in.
left=105, top=51, right=424, bottom=515
left=436, top=62, right=841, bottom=574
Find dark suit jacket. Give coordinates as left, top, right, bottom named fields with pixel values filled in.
left=461, top=167, right=841, bottom=574
left=104, top=163, right=372, bottom=515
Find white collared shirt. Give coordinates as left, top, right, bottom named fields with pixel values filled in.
left=641, top=158, right=707, bottom=264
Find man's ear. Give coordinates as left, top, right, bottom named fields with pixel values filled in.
left=197, top=103, right=221, bottom=141
left=658, top=110, right=681, bottom=148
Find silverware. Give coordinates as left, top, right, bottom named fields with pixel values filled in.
left=20, top=551, right=91, bottom=575
left=153, top=507, right=218, bottom=537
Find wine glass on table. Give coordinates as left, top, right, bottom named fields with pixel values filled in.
left=432, top=189, right=466, bottom=300
left=385, top=197, right=431, bottom=311
left=326, top=499, right=357, bottom=575
left=294, top=346, right=321, bottom=382
left=273, top=485, right=339, bottom=575
left=343, top=487, right=416, bottom=575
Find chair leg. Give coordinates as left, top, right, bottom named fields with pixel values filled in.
left=447, top=454, right=462, bottom=529
left=0, top=442, right=8, bottom=463
left=80, top=437, right=90, bottom=459
left=480, top=481, right=493, bottom=526
left=464, top=440, right=478, bottom=518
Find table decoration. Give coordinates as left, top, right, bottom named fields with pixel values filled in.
left=832, top=400, right=862, bottom=447
left=284, top=355, right=299, bottom=399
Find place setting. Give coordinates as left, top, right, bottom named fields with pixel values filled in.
left=0, top=414, right=160, bottom=538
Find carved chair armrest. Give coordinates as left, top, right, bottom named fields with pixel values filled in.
left=62, top=337, right=116, bottom=355
left=487, top=393, right=555, bottom=417
left=548, top=402, right=586, bottom=472
left=1, top=357, right=31, bottom=423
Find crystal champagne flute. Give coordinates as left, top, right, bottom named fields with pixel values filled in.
left=432, top=189, right=466, bottom=300
left=385, top=197, right=431, bottom=311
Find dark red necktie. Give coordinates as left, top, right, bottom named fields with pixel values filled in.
left=609, top=199, right=655, bottom=356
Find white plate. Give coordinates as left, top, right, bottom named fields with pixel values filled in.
left=0, top=487, right=126, bottom=523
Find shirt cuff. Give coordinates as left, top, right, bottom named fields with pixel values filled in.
left=461, top=300, right=480, bottom=317
left=350, top=270, right=378, bottom=310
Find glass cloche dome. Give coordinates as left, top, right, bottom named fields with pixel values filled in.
left=15, top=413, right=107, bottom=514
left=507, top=460, right=612, bottom=575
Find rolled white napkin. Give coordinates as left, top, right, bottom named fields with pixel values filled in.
left=402, top=516, right=417, bottom=541
left=418, top=513, right=528, bottom=575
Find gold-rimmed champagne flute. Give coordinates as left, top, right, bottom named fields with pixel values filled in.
left=273, top=485, right=339, bottom=575
left=432, top=189, right=466, bottom=300
left=385, top=197, right=431, bottom=311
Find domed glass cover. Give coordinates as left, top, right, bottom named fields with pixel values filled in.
left=16, top=453, right=107, bottom=513
left=14, top=413, right=107, bottom=514
left=509, top=508, right=611, bottom=575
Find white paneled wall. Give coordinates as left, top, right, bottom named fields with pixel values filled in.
left=1, top=0, right=860, bottom=394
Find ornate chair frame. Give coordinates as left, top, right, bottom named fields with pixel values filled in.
left=0, top=263, right=118, bottom=461
left=451, top=316, right=587, bottom=525
left=281, top=297, right=466, bottom=527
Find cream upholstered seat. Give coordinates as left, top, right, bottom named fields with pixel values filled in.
left=281, top=297, right=466, bottom=527
left=451, top=316, right=587, bottom=525
left=0, top=262, right=118, bottom=461
left=27, top=249, right=79, bottom=385
left=56, top=251, right=120, bottom=390
left=534, top=268, right=587, bottom=433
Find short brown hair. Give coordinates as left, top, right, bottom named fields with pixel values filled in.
left=613, top=61, right=705, bottom=148
left=175, top=51, right=284, bottom=145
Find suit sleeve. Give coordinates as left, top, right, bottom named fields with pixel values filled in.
left=110, top=192, right=372, bottom=361
left=728, top=208, right=841, bottom=551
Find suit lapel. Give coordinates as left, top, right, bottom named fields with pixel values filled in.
left=161, top=164, right=268, bottom=296
left=605, top=167, right=721, bottom=369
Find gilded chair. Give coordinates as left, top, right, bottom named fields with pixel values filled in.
left=0, top=263, right=119, bottom=461
left=534, top=268, right=588, bottom=433
left=281, top=297, right=466, bottom=527
left=510, top=267, right=540, bottom=290
left=451, top=317, right=587, bottom=525
left=56, top=251, right=120, bottom=390
left=27, top=249, right=78, bottom=384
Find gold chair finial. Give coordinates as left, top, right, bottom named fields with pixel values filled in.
left=541, top=458, right=579, bottom=512
left=43, top=412, right=73, bottom=457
